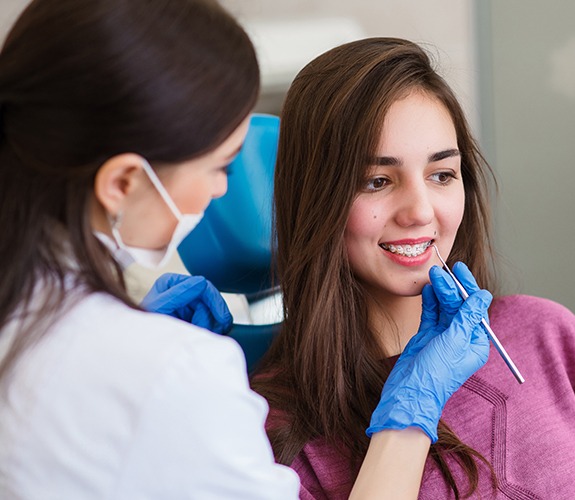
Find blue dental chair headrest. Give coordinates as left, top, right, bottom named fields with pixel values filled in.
left=178, top=113, right=281, bottom=372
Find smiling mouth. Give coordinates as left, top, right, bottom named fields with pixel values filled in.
left=379, top=240, right=433, bottom=257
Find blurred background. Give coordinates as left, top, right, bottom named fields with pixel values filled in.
left=2, top=0, right=573, bottom=311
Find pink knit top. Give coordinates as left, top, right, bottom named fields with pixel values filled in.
left=265, top=295, right=575, bottom=499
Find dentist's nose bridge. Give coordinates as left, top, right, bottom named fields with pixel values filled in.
left=392, top=177, right=434, bottom=227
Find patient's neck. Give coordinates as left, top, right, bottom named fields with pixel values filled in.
left=368, top=295, right=422, bottom=357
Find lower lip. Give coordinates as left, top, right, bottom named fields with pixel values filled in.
left=380, top=245, right=433, bottom=267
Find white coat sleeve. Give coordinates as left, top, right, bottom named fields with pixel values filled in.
left=110, top=331, right=300, bottom=500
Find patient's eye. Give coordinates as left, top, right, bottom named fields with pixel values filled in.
left=429, top=171, right=457, bottom=185
left=363, top=176, right=390, bottom=192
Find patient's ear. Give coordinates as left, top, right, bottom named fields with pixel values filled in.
left=94, top=153, right=145, bottom=216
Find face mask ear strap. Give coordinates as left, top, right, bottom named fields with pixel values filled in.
left=140, top=159, right=183, bottom=220
left=108, top=210, right=127, bottom=251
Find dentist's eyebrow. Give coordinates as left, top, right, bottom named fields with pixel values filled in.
left=224, top=144, right=243, bottom=162
left=372, top=148, right=460, bottom=166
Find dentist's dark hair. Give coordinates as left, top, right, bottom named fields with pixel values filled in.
left=0, top=0, right=259, bottom=380
left=252, top=38, right=496, bottom=498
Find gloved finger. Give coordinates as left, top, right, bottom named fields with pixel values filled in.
left=401, top=327, right=434, bottom=362
left=429, top=266, right=463, bottom=326
left=470, top=321, right=490, bottom=352
left=465, top=292, right=492, bottom=351
left=191, top=302, right=232, bottom=335
left=402, top=286, right=441, bottom=359
left=419, top=284, right=439, bottom=332
left=191, top=300, right=233, bottom=334
left=443, top=289, right=492, bottom=351
left=174, top=279, right=233, bottom=329
left=421, top=290, right=491, bottom=389
left=141, top=275, right=207, bottom=312
left=452, top=262, right=481, bottom=295
left=217, top=315, right=233, bottom=335
left=190, top=302, right=212, bottom=331
left=457, top=294, right=491, bottom=371
left=149, top=273, right=200, bottom=294
left=201, top=281, right=234, bottom=326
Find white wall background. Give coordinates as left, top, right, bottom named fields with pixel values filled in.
left=222, top=0, right=479, bottom=131
left=1, top=1, right=573, bottom=311
left=0, top=0, right=24, bottom=38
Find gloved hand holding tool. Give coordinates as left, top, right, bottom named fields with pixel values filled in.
left=367, top=263, right=492, bottom=443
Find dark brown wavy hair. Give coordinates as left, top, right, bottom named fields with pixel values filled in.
left=251, top=38, right=497, bottom=498
left=0, top=0, right=259, bottom=380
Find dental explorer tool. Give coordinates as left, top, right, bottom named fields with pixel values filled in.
left=432, top=244, right=525, bottom=384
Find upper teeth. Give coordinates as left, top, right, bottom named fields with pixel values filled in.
left=381, top=241, right=432, bottom=257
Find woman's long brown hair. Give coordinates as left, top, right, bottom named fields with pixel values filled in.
left=0, top=0, right=259, bottom=381
left=251, top=38, right=497, bottom=498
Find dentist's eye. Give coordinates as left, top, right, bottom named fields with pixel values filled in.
left=430, top=171, right=457, bottom=185
left=219, top=163, right=233, bottom=175
left=363, top=176, right=390, bottom=192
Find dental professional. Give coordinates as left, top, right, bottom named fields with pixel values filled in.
left=0, top=0, right=301, bottom=497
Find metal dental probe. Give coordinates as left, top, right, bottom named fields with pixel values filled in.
left=432, top=244, right=525, bottom=384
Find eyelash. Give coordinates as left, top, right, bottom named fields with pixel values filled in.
left=429, top=171, right=457, bottom=185
left=363, top=177, right=391, bottom=192
left=362, top=171, right=458, bottom=192
left=219, top=164, right=233, bottom=175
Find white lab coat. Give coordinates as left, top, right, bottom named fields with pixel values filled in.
left=0, top=290, right=299, bottom=499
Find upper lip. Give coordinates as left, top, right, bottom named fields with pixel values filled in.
left=380, top=237, right=434, bottom=245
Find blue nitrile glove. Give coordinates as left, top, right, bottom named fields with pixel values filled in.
left=367, top=263, right=491, bottom=443
left=141, top=273, right=233, bottom=335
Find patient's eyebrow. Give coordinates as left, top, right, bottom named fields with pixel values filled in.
left=373, top=155, right=401, bottom=167
left=373, top=148, right=460, bottom=166
left=429, top=149, right=460, bottom=162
